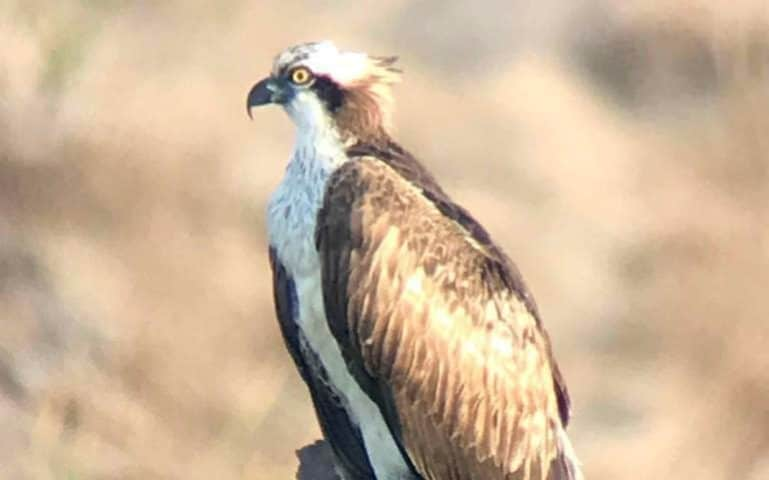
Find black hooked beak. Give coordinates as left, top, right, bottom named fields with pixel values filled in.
left=246, top=77, right=288, bottom=118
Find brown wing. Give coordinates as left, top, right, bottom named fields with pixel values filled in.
left=316, top=157, right=580, bottom=480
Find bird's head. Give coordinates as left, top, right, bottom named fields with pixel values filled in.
left=247, top=41, right=401, bottom=139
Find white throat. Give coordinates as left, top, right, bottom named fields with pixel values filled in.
left=267, top=99, right=349, bottom=277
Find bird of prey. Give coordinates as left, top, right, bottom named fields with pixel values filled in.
left=247, top=41, right=583, bottom=480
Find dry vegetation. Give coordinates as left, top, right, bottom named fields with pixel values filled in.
left=1, top=1, right=768, bottom=478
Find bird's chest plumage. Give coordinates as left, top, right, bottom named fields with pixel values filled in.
left=267, top=136, right=414, bottom=479
left=267, top=164, right=325, bottom=278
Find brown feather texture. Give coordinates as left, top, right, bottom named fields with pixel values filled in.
left=339, top=55, right=401, bottom=133
left=325, top=54, right=401, bottom=142
left=316, top=155, right=580, bottom=479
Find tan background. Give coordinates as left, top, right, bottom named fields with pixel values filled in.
left=1, top=1, right=768, bottom=478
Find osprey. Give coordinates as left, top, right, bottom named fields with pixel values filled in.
left=247, top=41, right=583, bottom=480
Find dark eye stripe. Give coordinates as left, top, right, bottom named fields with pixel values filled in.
left=311, top=76, right=345, bottom=113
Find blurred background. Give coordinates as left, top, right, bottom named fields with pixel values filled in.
left=1, top=0, right=768, bottom=478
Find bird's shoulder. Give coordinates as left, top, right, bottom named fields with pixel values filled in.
left=322, top=138, right=538, bottom=314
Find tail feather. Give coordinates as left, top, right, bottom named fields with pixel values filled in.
left=548, top=428, right=584, bottom=480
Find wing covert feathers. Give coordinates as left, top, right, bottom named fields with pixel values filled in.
left=316, top=155, right=581, bottom=480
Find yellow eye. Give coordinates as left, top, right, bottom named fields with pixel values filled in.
left=290, top=67, right=313, bottom=85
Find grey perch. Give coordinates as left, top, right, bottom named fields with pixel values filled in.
left=296, top=440, right=341, bottom=480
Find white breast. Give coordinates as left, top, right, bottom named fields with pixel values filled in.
left=267, top=125, right=413, bottom=479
